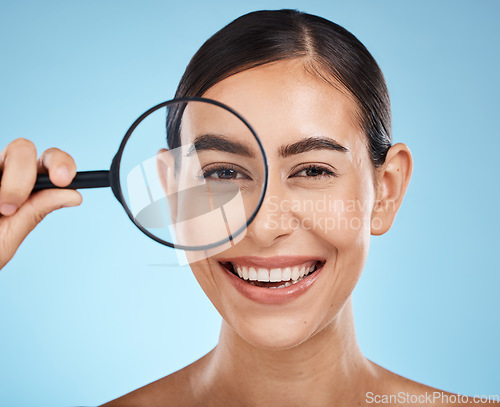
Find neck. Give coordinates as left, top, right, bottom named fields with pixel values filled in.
left=198, top=298, right=377, bottom=407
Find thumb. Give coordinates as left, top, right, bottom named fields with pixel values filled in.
left=0, top=189, right=82, bottom=269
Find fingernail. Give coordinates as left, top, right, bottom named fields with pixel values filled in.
left=56, top=165, right=71, bottom=181
left=62, top=201, right=79, bottom=208
left=0, top=204, right=17, bottom=216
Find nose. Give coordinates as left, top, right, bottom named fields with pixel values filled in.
left=245, top=179, right=297, bottom=247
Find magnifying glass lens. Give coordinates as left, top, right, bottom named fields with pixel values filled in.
left=117, top=99, right=266, bottom=251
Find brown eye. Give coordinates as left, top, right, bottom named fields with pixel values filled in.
left=292, top=165, right=337, bottom=178
left=202, top=164, right=251, bottom=181
left=212, top=169, right=237, bottom=179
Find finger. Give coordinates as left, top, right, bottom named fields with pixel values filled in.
left=0, top=188, right=82, bottom=269
left=37, top=147, right=77, bottom=187
left=0, top=138, right=37, bottom=216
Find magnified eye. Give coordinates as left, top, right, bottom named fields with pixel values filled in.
left=118, top=98, right=267, bottom=252
left=292, top=164, right=337, bottom=178
left=203, top=164, right=251, bottom=181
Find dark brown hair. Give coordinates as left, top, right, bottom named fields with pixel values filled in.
left=168, top=9, right=391, bottom=167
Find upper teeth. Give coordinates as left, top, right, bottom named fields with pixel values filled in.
left=234, top=263, right=316, bottom=282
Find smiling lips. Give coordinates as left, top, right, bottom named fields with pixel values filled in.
left=219, top=256, right=325, bottom=290
left=217, top=256, right=326, bottom=304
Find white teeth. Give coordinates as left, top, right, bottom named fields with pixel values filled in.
left=282, top=267, right=291, bottom=281
left=257, top=268, right=269, bottom=282
left=231, top=262, right=320, bottom=285
left=269, top=268, right=282, bottom=282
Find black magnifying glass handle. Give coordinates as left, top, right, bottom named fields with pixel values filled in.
left=32, top=170, right=111, bottom=191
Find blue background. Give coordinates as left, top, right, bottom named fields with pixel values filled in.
left=0, top=1, right=499, bottom=405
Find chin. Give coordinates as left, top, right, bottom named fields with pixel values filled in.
left=228, top=313, right=322, bottom=351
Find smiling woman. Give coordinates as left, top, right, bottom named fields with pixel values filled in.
left=0, top=8, right=498, bottom=407
left=101, top=9, right=495, bottom=406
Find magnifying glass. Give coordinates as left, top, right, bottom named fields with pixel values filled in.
left=29, top=97, right=268, bottom=252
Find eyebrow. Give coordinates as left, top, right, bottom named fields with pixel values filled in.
left=186, top=134, right=348, bottom=159
left=278, top=137, right=348, bottom=158
left=187, top=134, right=255, bottom=158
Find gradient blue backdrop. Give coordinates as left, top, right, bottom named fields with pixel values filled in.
left=0, top=1, right=498, bottom=406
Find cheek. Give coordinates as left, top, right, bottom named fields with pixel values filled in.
left=296, top=172, right=374, bottom=309
left=291, top=176, right=374, bottom=251
left=188, top=260, right=219, bottom=305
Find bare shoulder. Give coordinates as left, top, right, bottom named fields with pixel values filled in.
left=98, top=355, right=498, bottom=407
left=370, top=361, right=500, bottom=406
left=99, top=351, right=212, bottom=407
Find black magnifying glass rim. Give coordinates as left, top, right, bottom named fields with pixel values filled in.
left=109, top=96, right=269, bottom=251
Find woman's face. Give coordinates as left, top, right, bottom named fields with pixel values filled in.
left=186, top=59, right=378, bottom=350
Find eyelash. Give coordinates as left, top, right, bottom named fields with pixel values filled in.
left=291, top=164, right=338, bottom=179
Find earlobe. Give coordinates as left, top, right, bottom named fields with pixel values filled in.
left=371, top=143, right=413, bottom=235
left=157, top=148, right=178, bottom=224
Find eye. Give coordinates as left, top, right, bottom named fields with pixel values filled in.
left=291, top=164, right=337, bottom=179
left=203, top=164, right=251, bottom=181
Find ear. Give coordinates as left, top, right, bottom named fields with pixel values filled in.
left=371, top=143, right=413, bottom=235
left=156, top=148, right=178, bottom=224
